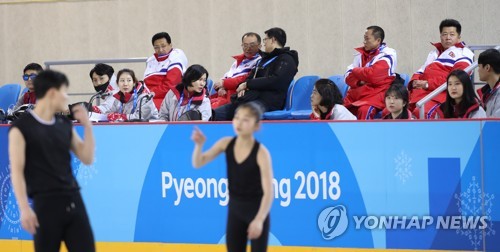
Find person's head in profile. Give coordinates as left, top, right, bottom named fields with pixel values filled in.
left=182, top=64, right=208, bottom=97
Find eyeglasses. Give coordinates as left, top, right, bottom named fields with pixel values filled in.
left=241, top=43, right=259, bottom=49
left=22, top=74, right=37, bottom=81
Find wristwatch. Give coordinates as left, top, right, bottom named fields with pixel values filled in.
left=424, top=82, right=429, bottom=89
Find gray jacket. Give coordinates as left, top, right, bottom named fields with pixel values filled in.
left=159, top=89, right=212, bottom=121
left=108, top=93, right=159, bottom=121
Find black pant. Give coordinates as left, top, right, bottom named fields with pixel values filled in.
left=215, top=103, right=238, bottom=121
left=33, top=191, right=95, bottom=252
left=226, top=199, right=270, bottom=252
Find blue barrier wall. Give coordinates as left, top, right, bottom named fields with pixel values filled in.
left=0, top=121, right=498, bottom=250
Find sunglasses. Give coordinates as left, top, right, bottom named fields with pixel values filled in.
left=22, top=74, right=37, bottom=81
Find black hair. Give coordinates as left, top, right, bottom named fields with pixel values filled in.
left=89, top=63, right=114, bottom=80
left=182, top=64, right=209, bottom=89
left=439, top=19, right=461, bottom=35
left=33, top=70, right=69, bottom=99
left=264, top=27, right=287, bottom=47
left=116, top=68, right=138, bottom=84
left=314, top=79, right=343, bottom=113
left=441, top=70, right=478, bottom=118
left=366, top=26, right=385, bottom=43
left=478, top=49, right=500, bottom=74
left=152, top=32, right=172, bottom=45
left=241, top=32, right=261, bottom=44
left=385, top=82, right=410, bottom=119
left=23, top=63, right=43, bottom=73
left=235, top=101, right=264, bottom=123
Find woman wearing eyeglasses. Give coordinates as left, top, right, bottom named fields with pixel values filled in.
left=12, top=63, right=43, bottom=111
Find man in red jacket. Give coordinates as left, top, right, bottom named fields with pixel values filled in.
left=408, top=19, right=473, bottom=118
left=210, top=32, right=262, bottom=109
left=344, top=26, right=398, bottom=120
left=144, top=32, right=188, bottom=109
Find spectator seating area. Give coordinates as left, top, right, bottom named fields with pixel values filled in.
left=0, top=74, right=413, bottom=120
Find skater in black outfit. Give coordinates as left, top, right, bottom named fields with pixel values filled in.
left=9, top=70, right=96, bottom=252
left=192, top=102, right=274, bottom=252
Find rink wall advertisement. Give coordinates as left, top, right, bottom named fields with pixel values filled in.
left=0, top=120, right=498, bottom=251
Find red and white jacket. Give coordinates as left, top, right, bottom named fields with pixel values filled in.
left=344, top=43, right=397, bottom=109
left=310, top=104, right=357, bottom=120
left=210, top=53, right=261, bottom=108
left=409, top=42, right=473, bottom=105
left=144, top=48, right=188, bottom=109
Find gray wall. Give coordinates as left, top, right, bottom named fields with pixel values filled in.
left=1, top=0, right=499, bottom=103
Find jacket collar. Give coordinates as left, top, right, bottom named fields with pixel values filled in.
left=154, top=48, right=174, bottom=62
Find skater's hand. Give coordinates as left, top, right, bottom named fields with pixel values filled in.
left=191, top=126, right=206, bottom=145
left=72, top=104, right=91, bottom=126
left=247, top=218, right=263, bottom=239
left=21, top=207, right=39, bottom=235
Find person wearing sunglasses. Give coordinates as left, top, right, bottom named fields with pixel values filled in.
left=13, top=63, right=43, bottom=110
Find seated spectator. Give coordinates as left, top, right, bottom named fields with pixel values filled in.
left=344, top=26, right=397, bottom=120
left=159, top=64, right=212, bottom=121
left=435, top=70, right=486, bottom=119
left=89, top=63, right=118, bottom=114
left=214, top=27, right=299, bottom=120
left=408, top=19, right=474, bottom=118
left=210, top=32, right=262, bottom=109
left=144, top=32, right=188, bottom=110
left=310, top=79, right=356, bottom=120
left=13, top=63, right=43, bottom=110
left=106, top=69, right=159, bottom=121
left=383, top=82, right=414, bottom=120
left=477, top=48, right=500, bottom=117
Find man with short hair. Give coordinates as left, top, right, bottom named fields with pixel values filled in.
left=144, top=32, right=188, bottom=109
left=477, top=48, right=500, bottom=117
left=88, top=63, right=118, bottom=114
left=210, top=32, right=262, bottom=109
left=9, top=70, right=96, bottom=252
left=214, top=27, right=299, bottom=121
left=13, top=63, right=44, bottom=110
left=408, top=19, right=474, bottom=118
left=344, top=25, right=398, bottom=120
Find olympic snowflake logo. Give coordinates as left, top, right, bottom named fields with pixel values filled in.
left=394, top=150, right=413, bottom=184
left=72, top=156, right=98, bottom=185
left=0, top=166, right=22, bottom=235
left=455, top=176, right=495, bottom=250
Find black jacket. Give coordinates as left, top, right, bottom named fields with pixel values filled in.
left=244, top=47, right=299, bottom=111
